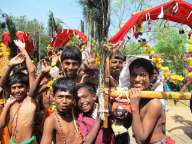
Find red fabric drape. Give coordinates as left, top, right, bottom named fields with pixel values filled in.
left=1, top=31, right=34, bottom=53
left=50, top=29, right=87, bottom=48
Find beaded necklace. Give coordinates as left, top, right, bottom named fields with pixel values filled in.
left=55, top=108, right=83, bottom=144
left=10, top=103, right=22, bottom=143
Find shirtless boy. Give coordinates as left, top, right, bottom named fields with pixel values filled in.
left=41, top=77, right=83, bottom=144
left=0, top=53, right=38, bottom=144
left=129, top=58, right=174, bottom=144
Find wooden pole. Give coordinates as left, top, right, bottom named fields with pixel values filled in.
left=109, top=89, right=191, bottom=100
left=103, top=55, right=110, bottom=128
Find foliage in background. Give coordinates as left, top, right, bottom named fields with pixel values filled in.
left=79, top=0, right=110, bottom=44
left=122, top=40, right=144, bottom=55
left=153, top=22, right=187, bottom=75
left=8, top=16, right=49, bottom=60
left=111, top=0, right=188, bottom=76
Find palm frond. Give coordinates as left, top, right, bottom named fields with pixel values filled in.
left=5, top=15, right=17, bottom=58
left=48, top=11, right=57, bottom=37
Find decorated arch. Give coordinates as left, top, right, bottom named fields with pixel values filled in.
left=110, top=0, right=192, bottom=43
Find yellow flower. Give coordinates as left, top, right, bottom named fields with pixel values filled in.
left=161, top=67, right=170, bottom=79
left=189, top=35, right=192, bottom=44
left=161, top=66, right=169, bottom=73
left=187, top=57, right=192, bottom=66
left=152, top=57, right=161, bottom=64
left=95, top=54, right=100, bottom=66
left=170, top=74, right=184, bottom=83
left=187, top=72, right=192, bottom=79
left=47, top=80, right=53, bottom=89
left=188, top=46, right=192, bottom=52
left=155, top=63, right=162, bottom=69
left=92, top=39, right=96, bottom=46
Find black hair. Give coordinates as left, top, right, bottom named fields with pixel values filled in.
left=76, top=82, right=96, bottom=94
left=8, top=72, right=29, bottom=86
left=129, top=58, right=154, bottom=76
left=52, top=77, right=77, bottom=99
left=111, top=50, right=126, bottom=61
left=60, top=46, right=82, bottom=64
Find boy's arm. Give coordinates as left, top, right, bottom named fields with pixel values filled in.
left=28, top=59, right=51, bottom=99
left=0, top=98, right=17, bottom=130
left=41, top=115, right=55, bottom=144
left=0, top=53, right=25, bottom=89
left=83, top=115, right=101, bottom=144
left=14, top=40, right=36, bottom=88
left=130, top=89, right=162, bottom=143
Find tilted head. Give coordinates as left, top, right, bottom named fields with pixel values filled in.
left=9, top=72, right=29, bottom=101
left=60, top=46, right=82, bottom=79
left=129, top=58, right=155, bottom=90
left=111, top=50, right=126, bottom=80
left=76, top=83, right=96, bottom=114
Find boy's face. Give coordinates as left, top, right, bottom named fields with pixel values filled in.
left=77, top=87, right=96, bottom=114
left=111, top=58, right=124, bottom=79
left=10, top=83, right=28, bottom=101
left=54, top=90, right=75, bottom=113
left=61, top=59, right=80, bottom=78
left=130, top=66, right=150, bottom=90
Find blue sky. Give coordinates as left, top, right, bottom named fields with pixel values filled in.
left=1, top=0, right=192, bottom=35
left=1, top=0, right=83, bottom=29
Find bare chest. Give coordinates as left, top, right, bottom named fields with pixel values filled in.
left=10, top=98, right=37, bottom=128
left=55, top=116, right=82, bottom=144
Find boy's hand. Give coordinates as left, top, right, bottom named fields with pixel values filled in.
left=41, top=59, right=51, bottom=74
left=96, top=111, right=102, bottom=127
left=5, top=97, right=17, bottom=108
left=9, top=53, right=25, bottom=66
left=51, top=53, right=59, bottom=66
left=129, top=88, right=141, bottom=111
left=14, top=40, right=26, bottom=54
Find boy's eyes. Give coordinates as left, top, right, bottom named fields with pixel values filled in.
left=57, top=95, right=73, bottom=99
left=131, top=72, right=147, bottom=77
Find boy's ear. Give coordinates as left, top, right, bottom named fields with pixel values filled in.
left=72, top=99, right=77, bottom=105
left=93, top=94, right=97, bottom=101
left=52, top=97, right=56, bottom=103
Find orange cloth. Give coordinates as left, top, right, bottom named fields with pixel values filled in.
left=1, top=127, right=10, bottom=144
left=0, top=101, right=10, bottom=144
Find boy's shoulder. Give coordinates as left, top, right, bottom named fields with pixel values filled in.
left=47, top=112, right=57, bottom=121
left=145, top=99, right=163, bottom=113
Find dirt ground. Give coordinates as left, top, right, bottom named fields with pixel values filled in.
left=129, top=100, right=192, bottom=144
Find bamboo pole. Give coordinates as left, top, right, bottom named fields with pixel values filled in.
left=103, top=55, right=110, bottom=128
left=109, top=89, right=191, bottom=100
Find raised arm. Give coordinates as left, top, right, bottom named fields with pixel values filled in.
left=0, top=53, right=25, bottom=89
left=28, top=59, right=51, bottom=99
left=130, top=89, right=162, bottom=143
left=14, top=40, right=36, bottom=88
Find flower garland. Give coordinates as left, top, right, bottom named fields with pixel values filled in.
left=185, top=31, right=192, bottom=81
left=139, top=39, right=184, bottom=84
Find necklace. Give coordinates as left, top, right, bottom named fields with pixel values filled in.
left=55, top=112, right=66, bottom=144
left=10, top=103, right=22, bottom=142
left=55, top=109, right=83, bottom=144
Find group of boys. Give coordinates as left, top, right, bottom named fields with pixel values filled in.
left=0, top=40, right=175, bottom=144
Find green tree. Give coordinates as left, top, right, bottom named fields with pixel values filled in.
left=13, top=16, right=50, bottom=59
left=153, top=22, right=188, bottom=75
left=122, top=40, right=144, bottom=55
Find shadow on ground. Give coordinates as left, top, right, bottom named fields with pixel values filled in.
left=167, top=115, right=192, bottom=139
